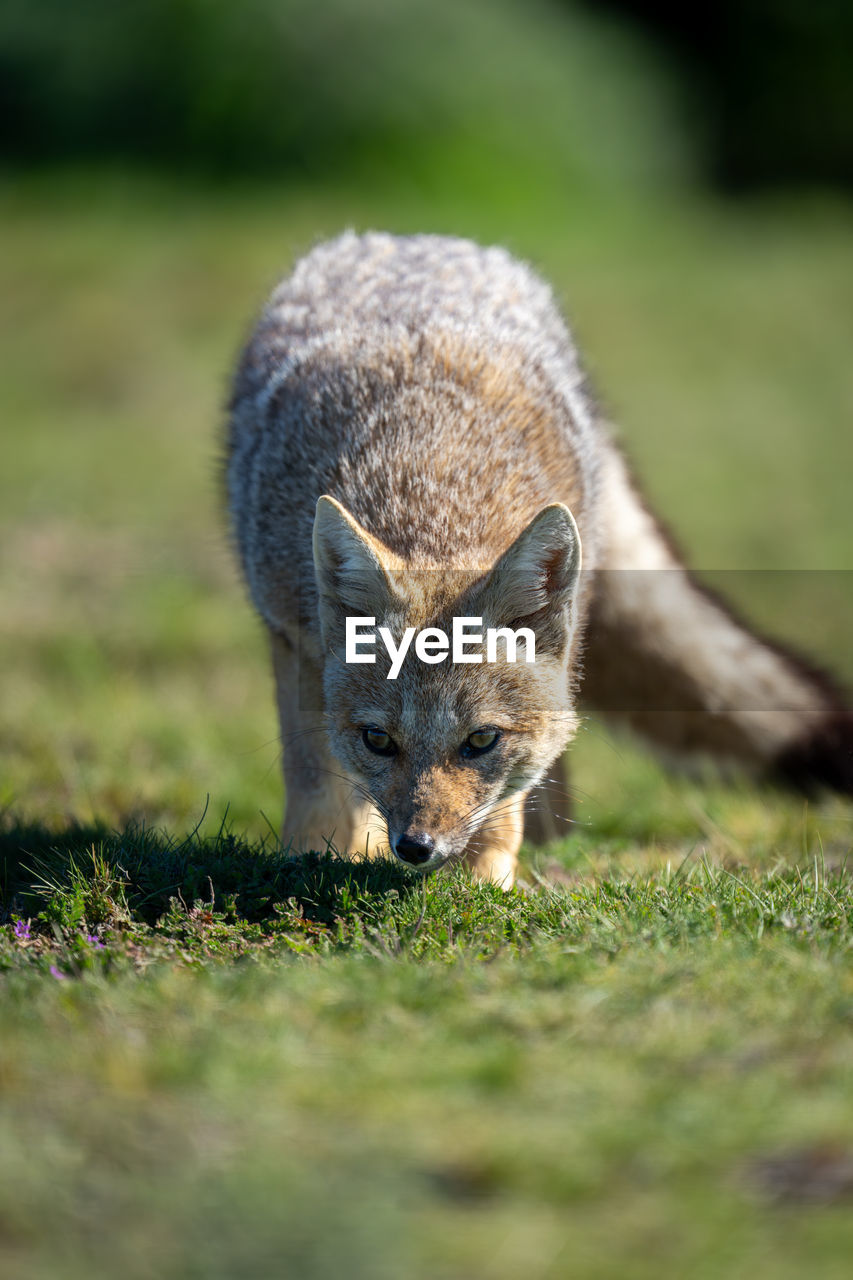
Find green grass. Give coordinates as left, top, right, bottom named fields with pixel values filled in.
left=3, top=830, right=853, bottom=1278
left=2, top=168, right=853, bottom=1276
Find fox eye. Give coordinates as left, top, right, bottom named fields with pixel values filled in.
left=362, top=726, right=397, bottom=757
left=461, top=729, right=500, bottom=758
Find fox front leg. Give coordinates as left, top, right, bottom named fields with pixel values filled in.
left=460, top=789, right=526, bottom=888
left=271, top=633, right=387, bottom=858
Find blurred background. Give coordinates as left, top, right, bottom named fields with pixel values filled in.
left=1, top=0, right=852, bottom=833
left=4, top=0, right=853, bottom=188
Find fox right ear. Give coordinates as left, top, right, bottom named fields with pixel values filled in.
left=473, top=503, right=582, bottom=659
left=312, top=496, right=397, bottom=645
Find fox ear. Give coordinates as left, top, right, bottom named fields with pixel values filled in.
left=313, top=496, right=397, bottom=645
left=475, top=503, right=582, bottom=657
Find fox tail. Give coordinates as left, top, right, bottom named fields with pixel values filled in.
left=577, top=443, right=853, bottom=798
left=525, top=441, right=853, bottom=844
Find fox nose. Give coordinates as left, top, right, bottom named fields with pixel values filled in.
left=394, top=832, right=435, bottom=867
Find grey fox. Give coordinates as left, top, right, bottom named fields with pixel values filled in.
left=226, top=232, right=852, bottom=886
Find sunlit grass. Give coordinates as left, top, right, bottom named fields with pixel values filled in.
left=3, top=831, right=853, bottom=1279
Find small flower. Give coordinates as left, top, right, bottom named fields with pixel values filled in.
left=86, top=934, right=106, bottom=950
left=14, top=919, right=32, bottom=941
left=49, top=964, right=67, bottom=981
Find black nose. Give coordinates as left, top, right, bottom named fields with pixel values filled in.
left=395, top=832, right=435, bottom=866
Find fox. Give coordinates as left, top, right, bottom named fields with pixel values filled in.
left=226, top=231, right=853, bottom=887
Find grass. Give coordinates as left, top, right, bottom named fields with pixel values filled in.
left=2, top=167, right=853, bottom=1276
left=3, top=828, right=853, bottom=1278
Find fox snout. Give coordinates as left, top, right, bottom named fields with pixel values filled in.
left=387, top=800, right=461, bottom=871
left=383, top=774, right=486, bottom=871
left=391, top=829, right=439, bottom=869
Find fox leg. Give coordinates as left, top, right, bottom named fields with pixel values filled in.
left=271, top=632, right=387, bottom=857
left=581, top=443, right=853, bottom=789
left=461, top=790, right=526, bottom=887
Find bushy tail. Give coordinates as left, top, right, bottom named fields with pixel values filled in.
left=579, top=444, right=853, bottom=796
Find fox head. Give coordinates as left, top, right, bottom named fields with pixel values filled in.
left=312, top=495, right=582, bottom=871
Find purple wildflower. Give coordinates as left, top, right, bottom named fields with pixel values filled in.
left=14, top=919, right=32, bottom=941
left=49, top=964, right=67, bottom=981
left=86, top=934, right=106, bottom=951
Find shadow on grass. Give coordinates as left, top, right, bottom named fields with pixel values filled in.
left=0, top=816, right=419, bottom=928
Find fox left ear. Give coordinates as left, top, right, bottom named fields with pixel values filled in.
left=474, top=503, right=582, bottom=657
left=312, top=496, right=399, bottom=647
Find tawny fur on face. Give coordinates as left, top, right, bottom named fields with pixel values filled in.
left=313, top=496, right=583, bottom=871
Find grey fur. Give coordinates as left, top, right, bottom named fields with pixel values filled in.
left=227, top=231, right=603, bottom=637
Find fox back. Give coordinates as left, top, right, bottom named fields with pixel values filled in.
left=228, top=231, right=603, bottom=614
